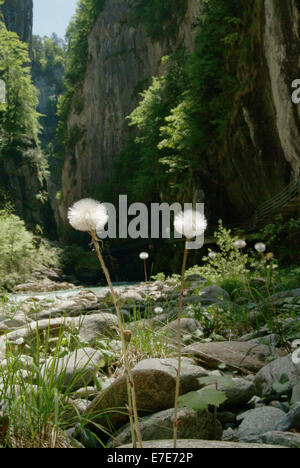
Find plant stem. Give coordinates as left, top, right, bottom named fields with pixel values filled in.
left=90, top=231, right=143, bottom=448
left=213, top=383, right=218, bottom=439
left=144, top=260, right=148, bottom=283
left=173, top=240, right=189, bottom=449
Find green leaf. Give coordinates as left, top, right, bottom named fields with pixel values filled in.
left=199, top=388, right=228, bottom=407
left=178, top=388, right=228, bottom=412
left=178, top=391, right=209, bottom=411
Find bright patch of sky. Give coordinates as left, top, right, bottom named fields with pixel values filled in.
left=33, top=0, right=78, bottom=38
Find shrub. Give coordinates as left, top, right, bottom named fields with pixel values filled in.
left=0, top=210, right=62, bottom=289
left=0, top=210, right=36, bottom=288
left=189, top=221, right=250, bottom=283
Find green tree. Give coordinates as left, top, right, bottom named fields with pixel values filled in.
left=130, top=0, right=187, bottom=40
left=113, top=0, right=243, bottom=204
left=0, top=27, right=47, bottom=178
left=115, top=51, right=188, bottom=202
left=31, top=34, right=66, bottom=183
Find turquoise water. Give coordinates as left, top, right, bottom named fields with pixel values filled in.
left=7, top=282, right=137, bottom=303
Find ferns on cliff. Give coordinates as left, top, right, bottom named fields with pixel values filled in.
left=130, top=0, right=188, bottom=40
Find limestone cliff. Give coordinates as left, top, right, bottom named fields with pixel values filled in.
left=217, top=0, right=300, bottom=222
left=59, top=0, right=300, bottom=238
left=2, top=0, right=33, bottom=55
left=58, top=0, right=200, bottom=236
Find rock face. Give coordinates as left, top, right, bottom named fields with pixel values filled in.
left=58, top=0, right=300, bottom=238
left=58, top=0, right=200, bottom=238
left=2, top=0, right=33, bottom=54
left=210, top=0, right=300, bottom=222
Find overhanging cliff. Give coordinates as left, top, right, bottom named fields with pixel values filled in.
left=58, top=0, right=300, bottom=240
left=2, top=0, right=33, bottom=55
left=57, top=0, right=200, bottom=238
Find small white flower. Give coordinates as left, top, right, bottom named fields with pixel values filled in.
left=139, top=252, right=149, bottom=260
left=174, top=209, right=207, bottom=239
left=154, top=307, right=163, bottom=314
left=208, top=251, right=217, bottom=259
left=234, top=240, right=247, bottom=249
left=68, top=198, right=108, bottom=232
left=255, top=242, right=266, bottom=253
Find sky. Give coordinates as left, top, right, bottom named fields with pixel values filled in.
left=33, top=0, right=79, bottom=38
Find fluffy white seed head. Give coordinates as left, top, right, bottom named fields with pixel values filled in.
left=139, top=252, right=149, bottom=260
left=255, top=242, right=266, bottom=253
left=234, top=239, right=247, bottom=249
left=208, top=251, right=217, bottom=259
left=154, top=307, right=164, bottom=314
left=68, top=198, right=108, bottom=232
left=174, top=209, right=207, bottom=240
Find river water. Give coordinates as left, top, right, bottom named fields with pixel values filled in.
left=7, top=283, right=137, bottom=304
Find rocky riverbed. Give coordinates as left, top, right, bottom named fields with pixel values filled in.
left=0, top=275, right=300, bottom=448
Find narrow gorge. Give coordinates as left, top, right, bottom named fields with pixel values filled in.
left=0, top=0, right=300, bottom=450
left=58, top=0, right=300, bottom=239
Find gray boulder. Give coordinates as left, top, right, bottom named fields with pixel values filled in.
left=42, top=347, right=103, bottom=390
left=275, top=404, right=300, bottom=432
left=78, top=313, right=119, bottom=344
left=254, top=355, right=300, bottom=397
left=86, top=358, right=210, bottom=430
left=200, top=377, right=255, bottom=410
left=183, top=341, right=286, bottom=372
left=161, top=318, right=203, bottom=343
left=107, top=407, right=222, bottom=448
left=291, top=383, right=300, bottom=405
left=241, top=431, right=300, bottom=448
left=198, top=286, right=231, bottom=306
left=237, top=407, right=285, bottom=439
left=133, top=358, right=210, bottom=394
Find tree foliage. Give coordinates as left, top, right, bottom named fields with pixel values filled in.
left=0, top=29, right=40, bottom=153
left=115, top=51, right=188, bottom=202
left=0, top=208, right=62, bottom=289
left=32, top=34, right=66, bottom=182
left=0, top=25, right=48, bottom=198
left=130, top=0, right=188, bottom=40
left=112, top=0, right=243, bottom=204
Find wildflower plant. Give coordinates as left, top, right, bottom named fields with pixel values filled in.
left=172, top=209, right=207, bottom=448
left=234, top=239, right=247, bottom=249
left=68, top=198, right=143, bottom=448
left=139, top=252, right=149, bottom=282
left=199, top=221, right=250, bottom=283
left=255, top=242, right=266, bottom=253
